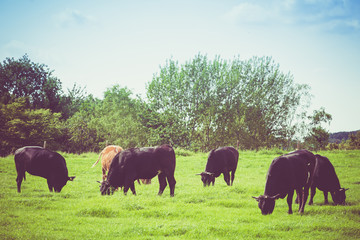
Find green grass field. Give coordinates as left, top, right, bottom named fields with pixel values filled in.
left=1, top=149, right=359, bottom=239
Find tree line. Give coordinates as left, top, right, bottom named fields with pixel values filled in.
left=0, top=54, right=341, bottom=156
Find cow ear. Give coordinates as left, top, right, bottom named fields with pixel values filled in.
left=68, top=176, right=75, bottom=181
left=252, top=196, right=260, bottom=202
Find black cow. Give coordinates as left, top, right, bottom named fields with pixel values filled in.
left=99, top=144, right=176, bottom=197
left=197, top=146, right=239, bottom=186
left=308, top=154, right=348, bottom=205
left=14, top=146, right=75, bottom=193
left=253, top=149, right=315, bottom=215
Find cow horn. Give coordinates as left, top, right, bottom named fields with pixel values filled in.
left=252, top=196, right=260, bottom=202
left=270, top=194, right=281, bottom=200
left=195, top=173, right=202, bottom=176
left=97, top=181, right=102, bottom=184
left=204, top=171, right=214, bottom=176
left=68, top=176, right=75, bottom=181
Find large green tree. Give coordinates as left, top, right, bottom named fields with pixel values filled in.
left=0, top=54, right=64, bottom=112
left=146, top=54, right=312, bottom=150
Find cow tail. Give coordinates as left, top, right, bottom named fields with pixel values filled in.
left=15, top=153, right=26, bottom=182
left=91, top=151, right=103, bottom=168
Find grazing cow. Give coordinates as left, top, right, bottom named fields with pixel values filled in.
left=197, top=146, right=239, bottom=186
left=14, top=146, right=75, bottom=193
left=308, top=154, right=348, bottom=205
left=92, top=145, right=123, bottom=180
left=99, top=144, right=176, bottom=197
left=253, top=149, right=315, bottom=215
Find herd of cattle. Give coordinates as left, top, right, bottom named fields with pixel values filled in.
left=13, top=145, right=348, bottom=215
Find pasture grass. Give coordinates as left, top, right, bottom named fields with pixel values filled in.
left=1, top=150, right=359, bottom=239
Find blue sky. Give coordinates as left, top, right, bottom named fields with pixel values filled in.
left=1, top=0, right=359, bottom=132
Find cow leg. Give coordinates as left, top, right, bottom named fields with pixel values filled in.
left=323, top=191, right=329, bottom=204
left=123, top=185, right=129, bottom=195
left=230, top=170, right=235, bottom=186
left=158, top=173, right=167, bottom=196
left=129, top=181, right=136, bottom=196
left=287, top=190, right=295, bottom=214
left=15, top=161, right=25, bottom=193
left=16, top=172, right=24, bottom=193
left=309, top=186, right=316, bottom=205
left=223, top=172, right=230, bottom=186
left=47, top=179, right=54, bottom=192
left=166, top=175, right=176, bottom=197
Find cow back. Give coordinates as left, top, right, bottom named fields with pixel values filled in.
left=15, top=146, right=69, bottom=180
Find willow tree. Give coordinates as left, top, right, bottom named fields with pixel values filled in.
left=145, top=54, right=311, bottom=151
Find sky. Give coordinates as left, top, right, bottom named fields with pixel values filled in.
left=0, top=0, right=359, bottom=133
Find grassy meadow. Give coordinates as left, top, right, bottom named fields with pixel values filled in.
left=1, top=149, right=359, bottom=239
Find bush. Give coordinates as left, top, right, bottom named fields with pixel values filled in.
left=174, top=148, right=194, bottom=156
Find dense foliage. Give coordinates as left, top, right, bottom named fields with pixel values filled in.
left=329, top=130, right=360, bottom=143
left=0, top=54, right=342, bottom=155
left=328, top=131, right=360, bottom=150
left=145, top=55, right=311, bottom=151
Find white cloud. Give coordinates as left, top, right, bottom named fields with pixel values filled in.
left=1, top=40, right=27, bottom=57
left=225, top=3, right=270, bottom=23
left=4, top=40, right=26, bottom=50
left=225, top=0, right=360, bottom=34
left=54, top=9, right=95, bottom=28
left=224, top=1, right=298, bottom=26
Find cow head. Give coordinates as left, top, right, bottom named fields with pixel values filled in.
left=53, top=176, right=76, bottom=192
left=99, top=180, right=111, bottom=195
left=332, top=188, right=349, bottom=205
left=253, top=194, right=280, bottom=215
left=196, top=172, right=215, bottom=187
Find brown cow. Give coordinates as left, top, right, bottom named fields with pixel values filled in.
left=92, top=145, right=123, bottom=180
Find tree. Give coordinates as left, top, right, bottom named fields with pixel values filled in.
left=60, top=83, right=88, bottom=119
left=90, top=85, right=149, bottom=148
left=65, top=111, right=99, bottom=153
left=0, top=98, right=62, bottom=156
left=64, top=85, right=150, bottom=153
left=145, top=54, right=311, bottom=150
left=304, top=107, right=332, bottom=151
left=349, top=131, right=360, bottom=149
left=0, top=54, right=64, bottom=112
